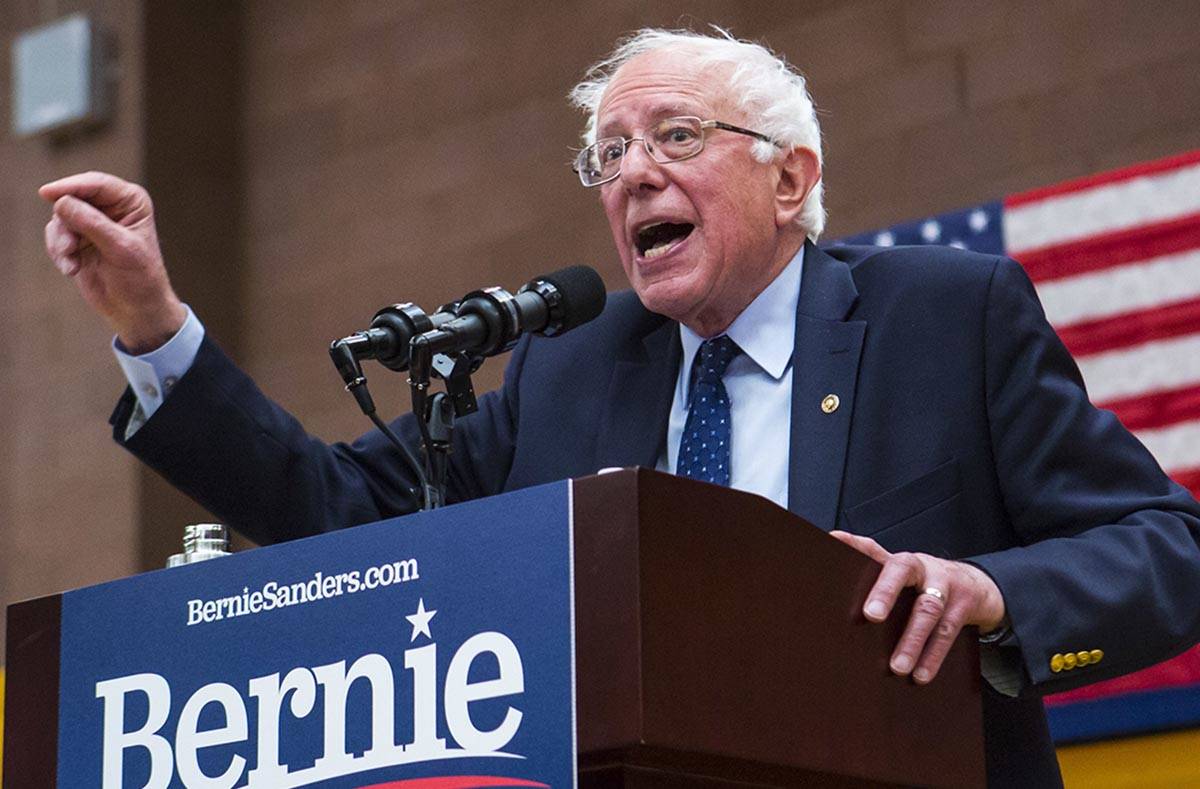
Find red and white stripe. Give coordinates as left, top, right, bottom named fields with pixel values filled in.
left=1004, top=150, right=1200, bottom=502
left=1007, top=150, right=1200, bottom=706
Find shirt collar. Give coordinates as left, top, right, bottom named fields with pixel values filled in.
left=679, top=245, right=804, bottom=383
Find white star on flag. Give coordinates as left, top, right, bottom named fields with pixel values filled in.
left=405, top=598, right=437, bottom=642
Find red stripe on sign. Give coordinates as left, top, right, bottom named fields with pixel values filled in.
left=1099, top=384, right=1200, bottom=432
left=1047, top=644, right=1200, bottom=705
left=1055, top=298, right=1200, bottom=357
left=1012, top=212, right=1200, bottom=283
left=1005, top=149, right=1200, bottom=208
left=358, top=778, right=550, bottom=789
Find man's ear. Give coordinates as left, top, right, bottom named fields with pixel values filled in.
left=775, top=146, right=820, bottom=228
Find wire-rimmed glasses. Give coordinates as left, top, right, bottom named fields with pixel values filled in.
left=572, top=116, right=776, bottom=187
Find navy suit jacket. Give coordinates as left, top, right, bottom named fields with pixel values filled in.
left=116, top=241, right=1200, bottom=786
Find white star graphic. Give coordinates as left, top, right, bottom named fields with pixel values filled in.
left=406, top=598, right=437, bottom=642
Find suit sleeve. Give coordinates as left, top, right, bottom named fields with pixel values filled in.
left=112, top=334, right=526, bottom=546
left=969, top=257, right=1200, bottom=692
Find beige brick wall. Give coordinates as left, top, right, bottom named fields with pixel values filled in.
left=3, top=0, right=1200, bottom=658
left=0, top=0, right=145, bottom=657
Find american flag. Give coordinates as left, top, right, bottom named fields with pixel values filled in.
left=834, top=149, right=1200, bottom=743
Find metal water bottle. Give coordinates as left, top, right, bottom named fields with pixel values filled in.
left=166, top=523, right=231, bottom=567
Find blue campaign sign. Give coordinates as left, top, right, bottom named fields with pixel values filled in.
left=56, top=481, right=577, bottom=788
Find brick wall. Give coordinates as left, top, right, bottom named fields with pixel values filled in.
left=233, top=0, right=1200, bottom=437
left=3, top=0, right=1200, bottom=658
left=0, top=0, right=145, bottom=659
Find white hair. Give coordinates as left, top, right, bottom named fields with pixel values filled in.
left=570, top=27, right=826, bottom=240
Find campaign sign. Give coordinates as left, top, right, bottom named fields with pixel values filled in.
left=56, top=482, right=577, bottom=788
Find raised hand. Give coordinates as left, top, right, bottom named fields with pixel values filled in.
left=830, top=530, right=1007, bottom=684
left=40, top=171, right=186, bottom=353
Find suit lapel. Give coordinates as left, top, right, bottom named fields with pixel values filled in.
left=788, top=242, right=866, bottom=530
left=594, top=313, right=680, bottom=471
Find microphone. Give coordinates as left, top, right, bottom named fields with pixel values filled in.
left=331, top=266, right=606, bottom=380
left=330, top=301, right=448, bottom=379
left=412, top=265, right=607, bottom=361
left=328, top=266, right=605, bottom=511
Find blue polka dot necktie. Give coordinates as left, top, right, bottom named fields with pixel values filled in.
left=677, top=335, right=741, bottom=486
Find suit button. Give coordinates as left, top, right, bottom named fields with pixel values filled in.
left=1090, top=649, right=1104, bottom=664
left=821, top=394, right=840, bottom=414
left=1050, top=654, right=1065, bottom=673
left=1076, top=650, right=1091, bottom=666
left=1063, top=653, right=1078, bottom=670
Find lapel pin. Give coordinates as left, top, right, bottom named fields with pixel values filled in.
left=821, top=394, right=840, bottom=414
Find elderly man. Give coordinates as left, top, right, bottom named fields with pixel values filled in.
left=42, top=28, right=1200, bottom=787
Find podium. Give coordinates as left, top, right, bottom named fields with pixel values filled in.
left=5, top=469, right=984, bottom=787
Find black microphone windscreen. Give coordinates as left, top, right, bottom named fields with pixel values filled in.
left=538, top=265, right=607, bottom=331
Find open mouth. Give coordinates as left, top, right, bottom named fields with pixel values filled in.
left=635, top=222, right=695, bottom=259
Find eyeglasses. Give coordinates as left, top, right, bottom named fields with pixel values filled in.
left=572, top=115, right=776, bottom=187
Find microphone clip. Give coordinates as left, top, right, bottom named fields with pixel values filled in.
left=430, top=351, right=481, bottom=418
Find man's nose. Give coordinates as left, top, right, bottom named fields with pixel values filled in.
left=618, top=140, right=667, bottom=192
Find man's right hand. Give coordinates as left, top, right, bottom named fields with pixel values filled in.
left=40, top=171, right=186, bottom=354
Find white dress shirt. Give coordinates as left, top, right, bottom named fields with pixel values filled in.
left=658, top=247, right=803, bottom=509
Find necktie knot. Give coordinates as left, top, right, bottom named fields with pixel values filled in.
left=693, top=335, right=741, bottom=388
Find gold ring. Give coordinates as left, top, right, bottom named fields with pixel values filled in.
left=921, top=587, right=945, bottom=602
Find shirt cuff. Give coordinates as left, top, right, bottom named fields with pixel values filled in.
left=112, top=305, right=205, bottom=425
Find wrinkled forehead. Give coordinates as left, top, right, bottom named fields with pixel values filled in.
left=595, top=50, right=740, bottom=137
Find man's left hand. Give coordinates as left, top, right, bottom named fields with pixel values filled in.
left=829, top=531, right=1007, bottom=684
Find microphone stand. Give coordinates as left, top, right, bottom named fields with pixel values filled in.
left=407, top=339, right=481, bottom=510
left=330, top=313, right=484, bottom=513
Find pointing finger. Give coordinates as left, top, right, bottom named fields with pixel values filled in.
left=53, top=195, right=131, bottom=256
left=39, top=171, right=143, bottom=209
